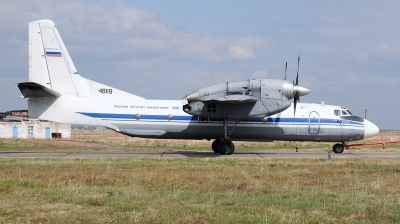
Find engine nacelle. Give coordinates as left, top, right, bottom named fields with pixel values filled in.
left=182, top=79, right=309, bottom=120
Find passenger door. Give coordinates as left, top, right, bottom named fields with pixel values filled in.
left=308, top=111, right=320, bottom=134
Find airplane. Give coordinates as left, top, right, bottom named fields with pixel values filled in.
left=18, top=19, right=379, bottom=155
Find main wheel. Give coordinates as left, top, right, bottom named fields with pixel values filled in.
left=218, top=140, right=235, bottom=155
left=332, top=143, right=344, bottom=153
left=212, top=139, right=222, bottom=153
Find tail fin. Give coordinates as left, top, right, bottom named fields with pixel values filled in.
left=29, top=19, right=78, bottom=95
left=24, top=19, right=143, bottom=99
left=21, top=20, right=144, bottom=125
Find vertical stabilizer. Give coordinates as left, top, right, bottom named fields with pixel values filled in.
left=29, top=20, right=77, bottom=95
left=24, top=19, right=145, bottom=125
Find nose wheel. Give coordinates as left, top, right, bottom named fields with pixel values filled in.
left=332, top=142, right=346, bottom=153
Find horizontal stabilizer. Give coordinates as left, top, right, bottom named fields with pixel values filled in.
left=18, top=82, right=61, bottom=98
left=207, top=94, right=258, bottom=104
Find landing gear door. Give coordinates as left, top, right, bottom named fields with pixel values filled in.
left=308, top=111, right=320, bottom=135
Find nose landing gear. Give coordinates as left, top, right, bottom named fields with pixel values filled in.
left=332, top=142, right=347, bottom=153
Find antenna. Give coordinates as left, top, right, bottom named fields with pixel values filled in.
left=365, top=109, right=367, bottom=119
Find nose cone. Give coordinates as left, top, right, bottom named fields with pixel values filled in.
left=364, top=119, right=379, bottom=139
left=294, top=85, right=311, bottom=97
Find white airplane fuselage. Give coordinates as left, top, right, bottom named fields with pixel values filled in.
left=28, top=93, right=377, bottom=142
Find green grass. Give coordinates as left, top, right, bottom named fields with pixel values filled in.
left=1, top=158, right=400, bottom=223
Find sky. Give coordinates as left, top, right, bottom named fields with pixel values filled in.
left=0, top=0, right=399, bottom=130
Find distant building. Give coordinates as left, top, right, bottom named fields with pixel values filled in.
left=0, top=110, right=70, bottom=139
left=0, top=110, right=27, bottom=116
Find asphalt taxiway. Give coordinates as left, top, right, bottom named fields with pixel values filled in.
left=1, top=151, right=399, bottom=158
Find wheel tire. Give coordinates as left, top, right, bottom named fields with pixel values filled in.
left=212, top=139, right=222, bottom=153
left=218, top=140, right=235, bottom=155
left=332, top=143, right=344, bottom=153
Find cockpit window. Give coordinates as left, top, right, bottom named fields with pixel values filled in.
left=339, top=108, right=364, bottom=122
left=334, top=110, right=340, bottom=116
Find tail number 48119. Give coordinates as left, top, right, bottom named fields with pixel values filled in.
left=99, top=88, right=113, bottom=94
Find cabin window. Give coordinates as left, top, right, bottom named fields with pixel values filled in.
left=346, top=110, right=353, bottom=115
left=207, top=104, right=216, bottom=113
left=334, top=110, right=340, bottom=116
left=341, top=110, right=348, bottom=115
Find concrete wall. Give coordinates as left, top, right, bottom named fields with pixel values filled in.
left=0, top=120, right=71, bottom=139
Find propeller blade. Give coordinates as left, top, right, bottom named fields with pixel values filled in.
left=294, top=90, right=299, bottom=116
left=295, top=91, right=300, bottom=102
left=284, top=62, right=287, bottom=80
left=296, top=55, right=300, bottom=85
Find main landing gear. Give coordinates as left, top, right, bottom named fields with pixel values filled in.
left=211, top=119, right=236, bottom=155
left=212, top=138, right=235, bottom=155
left=332, top=142, right=347, bottom=153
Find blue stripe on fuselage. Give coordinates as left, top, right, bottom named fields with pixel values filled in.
left=77, top=112, right=197, bottom=121
left=77, top=112, right=364, bottom=127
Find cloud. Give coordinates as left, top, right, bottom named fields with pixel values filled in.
left=318, top=26, right=364, bottom=39
left=122, top=32, right=267, bottom=62
left=377, top=42, right=400, bottom=55
left=0, top=0, right=269, bottom=105
left=227, top=45, right=255, bottom=60
left=0, top=1, right=268, bottom=63
left=251, top=70, right=268, bottom=79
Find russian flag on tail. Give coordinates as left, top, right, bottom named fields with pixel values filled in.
left=45, top=51, right=62, bottom=57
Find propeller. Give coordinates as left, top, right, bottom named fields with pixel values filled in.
left=282, top=55, right=310, bottom=116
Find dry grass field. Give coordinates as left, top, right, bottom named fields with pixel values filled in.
left=1, top=131, right=400, bottom=223
left=1, top=157, right=400, bottom=223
